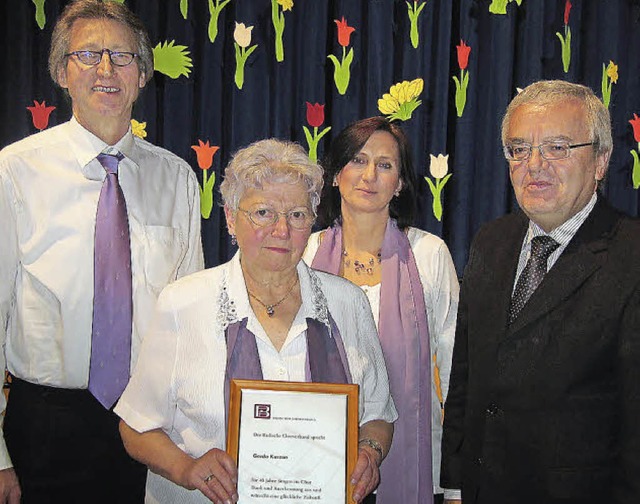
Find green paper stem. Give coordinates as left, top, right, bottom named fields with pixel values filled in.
left=601, top=63, right=612, bottom=108
left=208, top=0, right=231, bottom=44
left=631, top=150, right=640, bottom=190
left=327, top=46, right=353, bottom=95
left=555, top=25, right=571, bottom=73
left=235, top=43, right=257, bottom=90
left=200, top=170, right=216, bottom=219
left=489, top=0, right=509, bottom=14
left=389, top=99, right=422, bottom=122
left=33, top=0, right=46, bottom=30
left=406, top=1, right=426, bottom=49
left=272, top=0, right=286, bottom=62
left=180, top=0, right=188, bottom=19
left=425, top=174, right=452, bottom=221
left=453, top=69, right=469, bottom=118
left=303, top=125, right=331, bottom=162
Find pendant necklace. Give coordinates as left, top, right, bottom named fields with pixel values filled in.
left=342, top=249, right=382, bottom=275
left=247, top=277, right=298, bottom=317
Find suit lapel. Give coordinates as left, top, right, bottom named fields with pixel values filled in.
left=506, top=198, right=620, bottom=335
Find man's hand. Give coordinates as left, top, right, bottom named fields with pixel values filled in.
left=350, top=446, right=381, bottom=503
left=0, top=468, right=20, bottom=504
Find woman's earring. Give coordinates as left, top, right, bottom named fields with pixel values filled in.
left=394, top=188, right=401, bottom=197
left=231, top=234, right=237, bottom=246
left=332, top=177, right=339, bottom=187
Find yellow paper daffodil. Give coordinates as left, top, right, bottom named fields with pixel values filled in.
left=277, top=0, right=293, bottom=11
left=377, top=78, right=424, bottom=121
left=131, top=119, right=147, bottom=139
left=606, top=61, right=618, bottom=83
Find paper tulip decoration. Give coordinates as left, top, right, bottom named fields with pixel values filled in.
left=192, top=140, right=219, bottom=219
left=27, top=100, right=55, bottom=130
left=424, top=154, right=452, bottom=221
left=234, top=23, right=258, bottom=90
left=327, top=17, right=355, bottom=95
left=629, top=114, right=640, bottom=189
left=302, top=102, right=331, bottom=162
left=452, top=40, right=471, bottom=117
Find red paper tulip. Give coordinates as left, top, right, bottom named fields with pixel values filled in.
left=563, top=0, right=572, bottom=26
left=27, top=100, right=55, bottom=131
left=306, top=102, right=326, bottom=128
left=335, top=17, right=355, bottom=47
left=191, top=140, right=220, bottom=170
left=630, top=114, right=640, bottom=143
left=456, top=40, right=471, bottom=70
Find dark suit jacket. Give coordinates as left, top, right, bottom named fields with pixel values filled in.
left=441, top=198, right=640, bottom=504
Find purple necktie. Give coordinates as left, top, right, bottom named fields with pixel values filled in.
left=88, top=152, right=132, bottom=409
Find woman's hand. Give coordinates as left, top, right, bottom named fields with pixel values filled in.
left=350, top=445, right=381, bottom=502
left=180, top=448, right=238, bottom=503
left=120, top=421, right=238, bottom=503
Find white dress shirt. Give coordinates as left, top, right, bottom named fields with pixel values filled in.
left=303, top=226, right=460, bottom=495
left=0, top=118, right=204, bottom=468
left=115, top=253, right=397, bottom=504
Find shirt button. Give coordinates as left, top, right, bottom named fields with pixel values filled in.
left=278, top=368, right=286, bottom=376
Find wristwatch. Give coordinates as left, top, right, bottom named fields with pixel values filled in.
left=358, top=437, right=383, bottom=464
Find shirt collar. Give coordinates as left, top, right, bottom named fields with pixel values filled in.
left=65, top=117, right=140, bottom=181
left=527, top=192, right=598, bottom=246
left=225, top=252, right=330, bottom=333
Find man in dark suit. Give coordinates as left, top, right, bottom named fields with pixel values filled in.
left=441, top=80, right=640, bottom=504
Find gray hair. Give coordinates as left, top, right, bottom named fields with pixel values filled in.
left=220, top=139, right=324, bottom=215
left=501, top=80, right=613, bottom=158
left=49, top=0, right=154, bottom=86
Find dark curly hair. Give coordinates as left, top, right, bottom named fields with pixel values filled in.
left=317, top=116, right=417, bottom=230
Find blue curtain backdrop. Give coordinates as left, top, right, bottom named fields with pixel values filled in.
left=2, top=0, right=640, bottom=274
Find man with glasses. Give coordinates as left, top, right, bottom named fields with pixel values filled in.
left=441, top=80, right=640, bottom=504
left=0, top=1, right=203, bottom=502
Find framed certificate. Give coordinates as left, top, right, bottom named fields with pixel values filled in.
left=227, top=379, right=359, bottom=504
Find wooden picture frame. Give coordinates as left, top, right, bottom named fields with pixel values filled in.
left=227, top=379, right=359, bottom=504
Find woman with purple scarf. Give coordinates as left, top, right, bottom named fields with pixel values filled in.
left=303, top=117, right=459, bottom=504
left=115, top=138, right=397, bottom=504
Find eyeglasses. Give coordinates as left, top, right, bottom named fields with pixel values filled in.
left=503, top=141, right=596, bottom=161
left=238, top=207, right=315, bottom=230
left=65, top=49, right=138, bottom=67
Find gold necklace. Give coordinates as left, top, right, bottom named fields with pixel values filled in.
left=247, top=277, right=298, bottom=317
left=342, top=249, right=382, bottom=275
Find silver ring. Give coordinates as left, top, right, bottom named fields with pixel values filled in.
left=204, top=474, right=215, bottom=483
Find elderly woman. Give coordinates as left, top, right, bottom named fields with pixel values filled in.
left=115, top=138, right=397, bottom=504
left=303, top=117, right=459, bottom=504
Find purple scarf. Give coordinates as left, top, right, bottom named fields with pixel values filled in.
left=223, top=314, right=353, bottom=429
left=311, top=219, right=433, bottom=504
